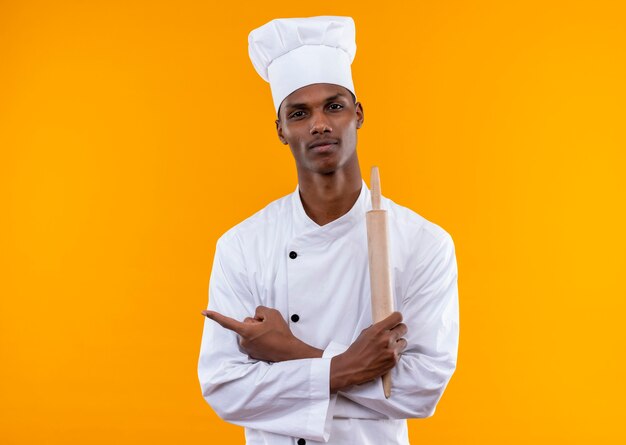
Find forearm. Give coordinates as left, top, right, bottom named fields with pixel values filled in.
left=248, top=333, right=384, bottom=396
left=275, top=314, right=408, bottom=394
left=321, top=236, right=460, bottom=420
left=336, top=349, right=457, bottom=418
left=199, top=322, right=336, bottom=441
left=279, top=337, right=323, bottom=361
left=263, top=337, right=357, bottom=393
left=329, top=352, right=361, bottom=393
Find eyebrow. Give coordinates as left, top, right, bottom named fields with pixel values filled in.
left=283, top=93, right=349, bottom=111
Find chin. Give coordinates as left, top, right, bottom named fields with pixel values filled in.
left=312, top=160, right=345, bottom=175
left=299, top=152, right=355, bottom=176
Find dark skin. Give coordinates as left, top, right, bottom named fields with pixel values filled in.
left=202, top=83, right=408, bottom=393
left=276, top=83, right=363, bottom=226
left=202, top=307, right=408, bottom=392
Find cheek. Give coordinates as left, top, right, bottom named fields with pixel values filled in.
left=283, top=133, right=307, bottom=157
left=284, top=134, right=301, bottom=149
left=341, top=121, right=358, bottom=143
left=282, top=125, right=306, bottom=145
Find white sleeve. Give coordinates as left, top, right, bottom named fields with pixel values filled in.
left=327, top=232, right=459, bottom=419
left=198, top=236, right=337, bottom=441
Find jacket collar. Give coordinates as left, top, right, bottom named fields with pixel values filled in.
left=290, top=179, right=371, bottom=243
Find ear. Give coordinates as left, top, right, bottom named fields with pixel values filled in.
left=355, top=102, right=364, bottom=129
left=275, top=119, right=288, bottom=145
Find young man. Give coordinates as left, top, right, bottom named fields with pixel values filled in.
left=198, top=16, right=459, bottom=445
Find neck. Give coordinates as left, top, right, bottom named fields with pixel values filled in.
left=297, top=158, right=362, bottom=226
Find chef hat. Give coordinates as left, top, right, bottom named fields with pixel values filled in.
left=248, top=16, right=357, bottom=113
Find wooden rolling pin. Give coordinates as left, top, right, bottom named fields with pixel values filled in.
left=366, top=166, right=394, bottom=398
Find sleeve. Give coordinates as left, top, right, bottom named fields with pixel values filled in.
left=197, top=235, right=338, bottom=441
left=326, top=231, right=459, bottom=419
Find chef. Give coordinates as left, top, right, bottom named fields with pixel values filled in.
left=198, top=16, right=459, bottom=445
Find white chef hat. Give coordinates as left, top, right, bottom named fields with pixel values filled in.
left=248, top=16, right=357, bottom=114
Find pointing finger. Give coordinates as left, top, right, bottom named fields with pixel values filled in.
left=202, top=310, right=247, bottom=334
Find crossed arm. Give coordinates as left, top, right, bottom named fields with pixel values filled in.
left=202, top=306, right=408, bottom=393
left=198, top=233, right=458, bottom=439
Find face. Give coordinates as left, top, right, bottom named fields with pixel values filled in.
left=276, top=83, right=364, bottom=176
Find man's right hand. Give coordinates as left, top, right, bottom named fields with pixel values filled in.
left=202, top=306, right=323, bottom=363
left=330, top=312, right=408, bottom=393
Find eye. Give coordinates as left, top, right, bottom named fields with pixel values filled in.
left=288, top=110, right=305, bottom=119
left=328, top=103, right=344, bottom=111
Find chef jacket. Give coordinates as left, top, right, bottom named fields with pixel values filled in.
left=198, top=181, right=459, bottom=444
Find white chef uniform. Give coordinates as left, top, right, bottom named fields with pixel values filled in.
left=198, top=181, right=459, bottom=444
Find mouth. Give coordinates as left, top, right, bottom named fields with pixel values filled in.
left=308, top=139, right=339, bottom=152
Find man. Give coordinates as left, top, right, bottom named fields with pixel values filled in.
left=198, top=16, right=459, bottom=445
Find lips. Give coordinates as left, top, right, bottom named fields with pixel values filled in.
left=308, top=139, right=339, bottom=150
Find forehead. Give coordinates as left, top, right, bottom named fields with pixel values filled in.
left=281, top=83, right=352, bottom=109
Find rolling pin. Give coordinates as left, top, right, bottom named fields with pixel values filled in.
left=366, top=166, right=394, bottom=398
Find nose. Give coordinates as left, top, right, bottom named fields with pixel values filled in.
left=310, top=111, right=332, bottom=135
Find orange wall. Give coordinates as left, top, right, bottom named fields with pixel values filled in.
left=1, top=1, right=625, bottom=443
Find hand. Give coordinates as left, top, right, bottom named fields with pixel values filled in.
left=202, top=306, right=322, bottom=362
left=330, top=312, right=407, bottom=392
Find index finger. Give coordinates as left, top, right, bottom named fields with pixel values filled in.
left=201, top=310, right=247, bottom=334
left=376, top=311, right=403, bottom=330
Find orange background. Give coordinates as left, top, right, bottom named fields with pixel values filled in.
left=1, top=1, right=625, bottom=443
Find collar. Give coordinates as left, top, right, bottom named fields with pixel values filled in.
left=290, top=179, right=371, bottom=243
